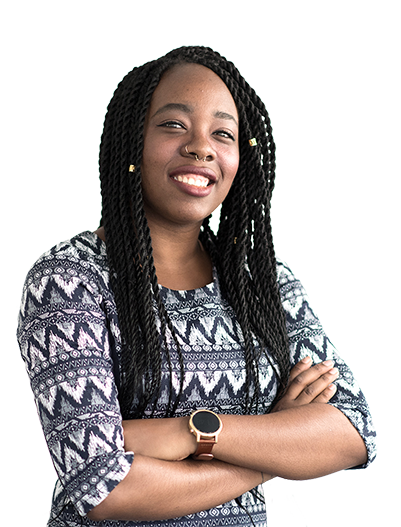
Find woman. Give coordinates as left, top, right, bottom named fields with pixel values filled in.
left=17, top=46, right=376, bottom=526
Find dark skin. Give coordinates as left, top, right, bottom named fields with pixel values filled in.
left=89, top=64, right=367, bottom=521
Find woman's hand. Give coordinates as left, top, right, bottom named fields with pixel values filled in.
left=122, top=416, right=196, bottom=461
left=271, top=356, right=339, bottom=413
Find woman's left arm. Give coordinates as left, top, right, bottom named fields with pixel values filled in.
left=213, top=355, right=368, bottom=479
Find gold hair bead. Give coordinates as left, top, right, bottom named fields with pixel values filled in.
left=129, top=165, right=136, bottom=172
left=249, top=138, right=257, bottom=147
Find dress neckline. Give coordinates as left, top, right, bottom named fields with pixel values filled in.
left=158, top=266, right=218, bottom=296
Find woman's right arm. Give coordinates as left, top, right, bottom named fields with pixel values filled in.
left=88, top=455, right=269, bottom=522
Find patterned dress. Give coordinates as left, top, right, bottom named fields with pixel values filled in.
left=17, top=232, right=376, bottom=527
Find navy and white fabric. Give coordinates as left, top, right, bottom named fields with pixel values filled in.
left=17, top=231, right=376, bottom=527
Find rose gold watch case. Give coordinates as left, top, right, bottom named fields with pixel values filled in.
left=189, top=409, right=223, bottom=460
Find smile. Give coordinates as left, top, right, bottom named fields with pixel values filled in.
left=172, top=175, right=209, bottom=188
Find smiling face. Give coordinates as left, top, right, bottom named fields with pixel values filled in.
left=141, top=63, right=239, bottom=230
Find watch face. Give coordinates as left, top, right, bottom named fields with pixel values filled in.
left=192, top=410, right=221, bottom=434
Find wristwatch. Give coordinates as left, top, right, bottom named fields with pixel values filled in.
left=189, top=409, right=223, bottom=460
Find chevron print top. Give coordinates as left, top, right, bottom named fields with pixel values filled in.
left=17, top=231, right=376, bottom=527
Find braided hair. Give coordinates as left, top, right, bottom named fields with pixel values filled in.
left=99, top=46, right=290, bottom=419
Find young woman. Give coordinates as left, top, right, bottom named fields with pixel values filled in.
left=17, top=46, right=376, bottom=527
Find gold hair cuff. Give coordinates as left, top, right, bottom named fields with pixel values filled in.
left=129, top=165, right=136, bottom=172
left=249, top=138, right=257, bottom=147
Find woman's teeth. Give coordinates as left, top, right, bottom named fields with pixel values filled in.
left=173, top=175, right=209, bottom=188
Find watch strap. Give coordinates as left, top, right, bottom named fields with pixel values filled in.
left=192, top=437, right=217, bottom=461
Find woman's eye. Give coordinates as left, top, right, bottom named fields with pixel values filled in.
left=214, top=130, right=235, bottom=141
left=158, top=121, right=185, bottom=129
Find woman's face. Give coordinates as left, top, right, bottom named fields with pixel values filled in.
left=141, top=63, right=239, bottom=230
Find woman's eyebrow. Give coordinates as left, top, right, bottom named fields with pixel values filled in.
left=214, top=111, right=238, bottom=127
left=151, top=104, right=238, bottom=126
left=152, top=103, right=192, bottom=118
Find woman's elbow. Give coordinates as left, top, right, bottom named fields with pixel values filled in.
left=349, top=437, right=368, bottom=469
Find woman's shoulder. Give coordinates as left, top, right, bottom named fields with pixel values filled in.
left=275, top=257, right=297, bottom=284
left=22, top=231, right=109, bottom=291
left=18, top=232, right=111, bottom=332
left=275, top=257, right=307, bottom=303
left=31, top=230, right=105, bottom=264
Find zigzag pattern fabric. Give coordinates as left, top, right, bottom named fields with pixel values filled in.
left=17, top=232, right=376, bottom=526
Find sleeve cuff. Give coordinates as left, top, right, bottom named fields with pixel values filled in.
left=61, top=449, right=134, bottom=516
left=330, top=402, right=377, bottom=469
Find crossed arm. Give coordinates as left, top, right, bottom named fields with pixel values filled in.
left=88, top=357, right=367, bottom=521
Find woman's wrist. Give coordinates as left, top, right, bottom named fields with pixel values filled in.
left=182, top=415, right=198, bottom=457
left=122, top=416, right=197, bottom=461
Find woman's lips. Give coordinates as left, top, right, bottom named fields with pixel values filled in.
left=173, top=174, right=209, bottom=188
left=169, top=166, right=217, bottom=196
left=169, top=166, right=217, bottom=184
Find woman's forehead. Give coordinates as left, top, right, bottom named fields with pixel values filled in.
left=148, top=63, right=238, bottom=120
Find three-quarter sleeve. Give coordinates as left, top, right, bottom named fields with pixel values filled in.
left=277, top=260, right=377, bottom=467
left=17, top=234, right=134, bottom=516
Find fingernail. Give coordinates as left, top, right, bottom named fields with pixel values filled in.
left=328, top=384, right=337, bottom=392
left=301, top=356, right=312, bottom=363
left=323, top=360, right=334, bottom=367
left=329, top=368, right=339, bottom=376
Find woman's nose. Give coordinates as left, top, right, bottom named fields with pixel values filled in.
left=182, top=135, right=215, bottom=162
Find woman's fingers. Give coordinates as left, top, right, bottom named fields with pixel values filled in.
left=285, top=360, right=338, bottom=400
left=272, top=357, right=339, bottom=412
left=286, top=356, right=313, bottom=384
left=313, top=383, right=337, bottom=403
left=292, top=366, right=339, bottom=404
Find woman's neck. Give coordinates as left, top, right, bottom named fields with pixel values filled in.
left=94, top=224, right=213, bottom=291
left=150, top=223, right=213, bottom=291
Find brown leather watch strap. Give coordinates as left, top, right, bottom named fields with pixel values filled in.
left=192, top=437, right=216, bottom=460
